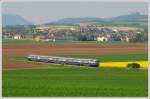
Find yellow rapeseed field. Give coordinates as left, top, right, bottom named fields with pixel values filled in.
left=100, top=61, right=148, bottom=69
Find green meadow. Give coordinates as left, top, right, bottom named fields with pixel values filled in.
left=3, top=67, right=148, bottom=97
left=2, top=39, right=148, bottom=97
left=2, top=53, right=148, bottom=97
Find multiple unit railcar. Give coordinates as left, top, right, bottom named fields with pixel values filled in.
left=27, top=55, right=100, bottom=67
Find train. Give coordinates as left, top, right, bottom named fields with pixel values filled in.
left=27, top=55, right=100, bottom=67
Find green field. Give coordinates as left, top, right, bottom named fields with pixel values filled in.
left=91, top=21, right=148, bottom=29
left=3, top=53, right=148, bottom=63
left=3, top=53, right=148, bottom=97
left=3, top=66, right=148, bottom=97
left=2, top=39, right=131, bottom=45
left=63, top=54, right=148, bottom=62
left=2, top=39, right=148, bottom=97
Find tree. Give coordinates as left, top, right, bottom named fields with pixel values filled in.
left=127, top=63, right=140, bottom=68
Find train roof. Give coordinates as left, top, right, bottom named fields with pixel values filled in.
left=28, top=55, right=99, bottom=61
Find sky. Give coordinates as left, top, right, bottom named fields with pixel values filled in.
left=2, top=1, right=148, bottom=24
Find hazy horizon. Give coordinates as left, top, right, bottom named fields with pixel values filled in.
left=2, top=2, right=148, bottom=24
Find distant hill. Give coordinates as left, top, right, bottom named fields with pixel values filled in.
left=46, top=13, right=148, bottom=25
left=3, top=13, right=147, bottom=26
left=110, top=12, right=148, bottom=21
left=53, top=17, right=107, bottom=24
left=2, top=14, right=33, bottom=26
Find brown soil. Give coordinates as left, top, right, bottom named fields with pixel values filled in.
left=2, top=61, right=48, bottom=69
left=2, top=43, right=148, bottom=69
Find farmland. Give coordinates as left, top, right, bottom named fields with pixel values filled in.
left=2, top=39, right=148, bottom=97
left=3, top=67, right=147, bottom=97
left=2, top=39, right=132, bottom=45
left=100, top=61, right=148, bottom=69
left=2, top=39, right=147, bottom=56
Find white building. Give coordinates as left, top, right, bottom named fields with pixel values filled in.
left=97, top=34, right=110, bottom=42
left=126, top=36, right=130, bottom=42
left=121, top=36, right=130, bottom=42
left=97, top=36, right=108, bottom=42
left=112, top=29, right=118, bottom=33
left=13, top=34, right=21, bottom=39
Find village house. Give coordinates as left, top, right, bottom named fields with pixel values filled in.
left=13, top=33, right=22, bottom=39
left=97, top=33, right=111, bottom=42
left=2, top=32, right=13, bottom=39
left=121, top=36, right=130, bottom=42
left=34, top=35, right=46, bottom=41
left=34, top=30, right=56, bottom=42
left=70, top=25, right=81, bottom=32
left=112, top=29, right=119, bottom=33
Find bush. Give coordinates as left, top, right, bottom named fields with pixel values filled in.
left=127, top=63, right=140, bottom=69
